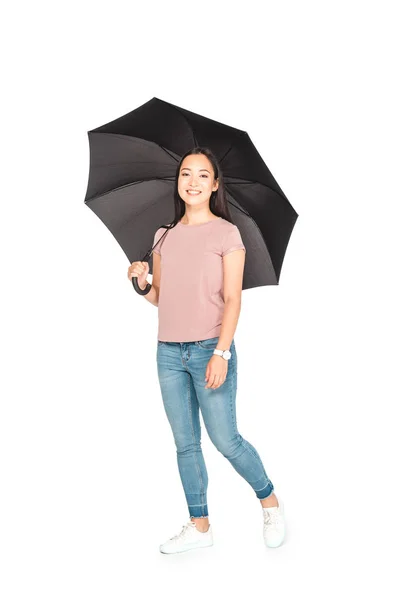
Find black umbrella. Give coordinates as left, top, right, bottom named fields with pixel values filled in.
left=84, top=97, right=298, bottom=295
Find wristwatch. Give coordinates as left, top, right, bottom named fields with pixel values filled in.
left=213, top=349, right=231, bottom=361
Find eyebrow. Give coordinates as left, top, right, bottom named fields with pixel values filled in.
left=181, top=167, right=210, bottom=173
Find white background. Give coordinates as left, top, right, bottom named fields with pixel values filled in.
left=2, top=1, right=399, bottom=598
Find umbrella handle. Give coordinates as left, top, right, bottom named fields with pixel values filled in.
left=131, top=250, right=154, bottom=295
left=132, top=276, right=152, bottom=295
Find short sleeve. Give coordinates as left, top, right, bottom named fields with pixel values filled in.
left=152, top=227, right=166, bottom=255
left=222, top=225, right=246, bottom=257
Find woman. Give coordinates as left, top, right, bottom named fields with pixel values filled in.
left=127, top=147, right=285, bottom=554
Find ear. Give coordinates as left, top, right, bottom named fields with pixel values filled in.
left=213, top=179, right=219, bottom=192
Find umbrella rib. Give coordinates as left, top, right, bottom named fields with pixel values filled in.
left=84, top=177, right=175, bottom=203
left=159, top=145, right=181, bottom=163
left=166, top=103, right=197, bottom=146
left=225, top=188, right=276, bottom=278
left=88, top=131, right=182, bottom=166
left=218, top=140, right=236, bottom=165
left=220, top=133, right=291, bottom=206
left=226, top=200, right=251, bottom=219
left=225, top=180, right=291, bottom=207
left=117, top=195, right=172, bottom=235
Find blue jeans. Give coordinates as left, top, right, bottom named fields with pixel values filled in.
left=156, top=336, right=274, bottom=518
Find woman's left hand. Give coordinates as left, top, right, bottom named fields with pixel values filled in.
left=205, top=355, right=228, bottom=389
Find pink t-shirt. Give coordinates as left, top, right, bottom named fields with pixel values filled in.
left=152, top=217, right=246, bottom=342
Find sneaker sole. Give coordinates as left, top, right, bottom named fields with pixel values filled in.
left=160, top=538, right=213, bottom=554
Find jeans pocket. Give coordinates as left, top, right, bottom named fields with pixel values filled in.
left=196, top=336, right=220, bottom=350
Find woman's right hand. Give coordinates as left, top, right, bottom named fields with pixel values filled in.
left=127, top=261, right=149, bottom=290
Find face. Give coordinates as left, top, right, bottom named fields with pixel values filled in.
left=177, top=154, right=219, bottom=205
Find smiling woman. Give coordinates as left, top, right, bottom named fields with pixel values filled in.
left=143, top=147, right=284, bottom=554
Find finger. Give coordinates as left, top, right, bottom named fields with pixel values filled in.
left=206, top=374, right=219, bottom=389
left=205, top=374, right=215, bottom=388
left=211, top=381, right=220, bottom=389
left=215, top=375, right=226, bottom=389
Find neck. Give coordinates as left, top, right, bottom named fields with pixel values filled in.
left=180, top=210, right=216, bottom=226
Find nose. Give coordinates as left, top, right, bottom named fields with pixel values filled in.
left=190, top=175, right=200, bottom=186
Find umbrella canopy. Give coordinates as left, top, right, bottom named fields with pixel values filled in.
left=84, top=97, right=298, bottom=293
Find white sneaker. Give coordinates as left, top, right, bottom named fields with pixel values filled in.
left=262, top=494, right=285, bottom=548
left=159, top=519, right=213, bottom=554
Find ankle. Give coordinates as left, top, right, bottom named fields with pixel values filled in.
left=191, top=517, right=210, bottom=531
left=260, top=492, right=278, bottom=509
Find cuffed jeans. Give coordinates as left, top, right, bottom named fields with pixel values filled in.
left=156, top=336, right=274, bottom=518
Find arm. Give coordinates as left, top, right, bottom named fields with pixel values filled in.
left=216, top=248, right=246, bottom=351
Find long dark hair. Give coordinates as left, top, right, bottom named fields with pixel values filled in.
left=149, top=147, right=233, bottom=256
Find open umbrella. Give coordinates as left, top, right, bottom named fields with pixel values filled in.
left=84, top=97, right=298, bottom=295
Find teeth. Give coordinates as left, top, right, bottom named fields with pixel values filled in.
left=187, top=191, right=200, bottom=194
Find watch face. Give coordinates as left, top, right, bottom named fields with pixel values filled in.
left=223, top=350, right=231, bottom=360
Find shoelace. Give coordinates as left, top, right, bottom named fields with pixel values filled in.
left=263, top=510, right=281, bottom=528
left=170, top=521, right=197, bottom=541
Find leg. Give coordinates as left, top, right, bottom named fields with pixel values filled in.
left=157, top=341, right=210, bottom=528
left=260, top=493, right=278, bottom=508
left=188, top=338, right=275, bottom=502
